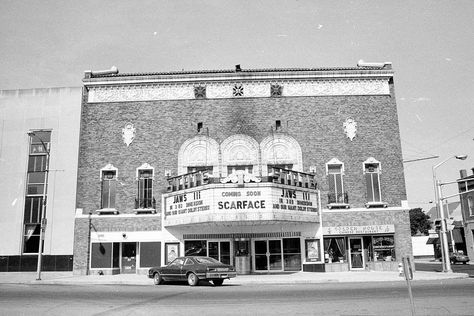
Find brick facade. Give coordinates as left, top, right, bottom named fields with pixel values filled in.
left=74, top=65, right=411, bottom=274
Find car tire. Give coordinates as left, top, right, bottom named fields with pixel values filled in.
left=187, top=272, right=199, bottom=286
left=153, top=272, right=163, bottom=285
left=213, top=279, right=224, bottom=286
left=463, top=262, right=467, bottom=265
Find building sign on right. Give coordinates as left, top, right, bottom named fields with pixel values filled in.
left=323, top=225, right=395, bottom=235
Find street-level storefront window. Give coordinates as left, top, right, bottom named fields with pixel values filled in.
left=283, top=238, right=301, bottom=271
left=184, top=240, right=207, bottom=256
left=372, top=235, right=395, bottom=261
left=324, top=237, right=346, bottom=263
left=91, top=242, right=119, bottom=269
left=140, top=242, right=161, bottom=268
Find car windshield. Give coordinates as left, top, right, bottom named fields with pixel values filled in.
left=194, top=257, right=221, bottom=264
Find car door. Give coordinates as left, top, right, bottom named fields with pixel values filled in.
left=164, top=258, right=185, bottom=280
left=182, top=258, right=195, bottom=280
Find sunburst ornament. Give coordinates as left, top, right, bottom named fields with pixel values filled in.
left=343, top=118, right=357, bottom=141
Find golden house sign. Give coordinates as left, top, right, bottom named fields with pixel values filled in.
left=323, top=225, right=395, bottom=235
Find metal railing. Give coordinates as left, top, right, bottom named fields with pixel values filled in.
left=166, top=168, right=317, bottom=192
left=135, top=197, right=156, bottom=209
left=327, top=192, right=349, bottom=205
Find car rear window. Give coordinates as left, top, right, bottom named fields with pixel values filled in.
left=195, top=257, right=220, bottom=264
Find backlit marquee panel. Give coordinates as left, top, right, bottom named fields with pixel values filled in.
left=163, top=186, right=319, bottom=226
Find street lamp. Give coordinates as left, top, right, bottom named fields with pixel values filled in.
left=27, top=131, right=50, bottom=281
left=432, top=155, right=467, bottom=273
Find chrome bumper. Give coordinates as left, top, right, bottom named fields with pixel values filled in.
left=206, top=271, right=237, bottom=279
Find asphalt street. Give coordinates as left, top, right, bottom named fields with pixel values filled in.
left=1, top=279, right=473, bottom=315
left=415, top=261, right=474, bottom=276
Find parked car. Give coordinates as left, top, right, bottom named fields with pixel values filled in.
left=449, top=251, right=470, bottom=265
left=148, top=256, right=237, bottom=286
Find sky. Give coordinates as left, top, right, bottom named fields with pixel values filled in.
left=1, top=0, right=473, bottom=213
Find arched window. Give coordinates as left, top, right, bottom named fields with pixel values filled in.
left=260, top=134, right=303, bottom=176
left=177, top=135, right=219, bottom=175
left=220, top=134, right=260, bottom=177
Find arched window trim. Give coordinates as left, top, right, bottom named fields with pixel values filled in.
left=325, top=158, right=345, bottom=175
left=100, top=163, right=118, bottom=180
left=220, top=134, right=260, bottom=177
left=260, top=134, right=303, bottom=175
left=177, top=135, right=220, bottom=175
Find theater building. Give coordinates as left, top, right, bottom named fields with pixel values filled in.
left=73, top=63, right=412, bottom=275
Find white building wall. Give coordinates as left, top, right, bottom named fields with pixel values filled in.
left=0, top=87, right=82, bottom=255
left=411, top=236, right=434, bottom=258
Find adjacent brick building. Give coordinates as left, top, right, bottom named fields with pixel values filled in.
left=73, top=63, right=412, bottom=275
left=458, top=169, right=474, bottom=261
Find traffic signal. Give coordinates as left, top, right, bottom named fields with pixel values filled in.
left=434, top=219, right=442, bottom=231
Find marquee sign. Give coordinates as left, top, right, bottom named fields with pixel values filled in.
left=164, top=186, right=318, bottom=217
left=323, top=225, right=395, bottom=235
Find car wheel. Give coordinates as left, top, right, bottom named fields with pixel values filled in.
left=153, top=272, right=163, bottom=285
left=463, top=262, right=467, bottom=265
left=187, top=272, right=199, bottom=286
left=213, top=279, right=224, bottom=286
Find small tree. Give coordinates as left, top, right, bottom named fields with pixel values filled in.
left=409, top=208, right=432, bottom=236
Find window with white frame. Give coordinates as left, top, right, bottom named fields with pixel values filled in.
left=101, top=165, right=117, bottom=209
left=364, top=158, right=382, bottom=203
left=137, top=164, right=154, bottom=209
left=326, top=158, right=346, bottom=204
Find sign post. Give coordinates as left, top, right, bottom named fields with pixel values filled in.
left=402, top=256, right=415, bottom=316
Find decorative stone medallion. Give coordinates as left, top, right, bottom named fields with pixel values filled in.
left=343, top=118, right=357, bottom=141
left=271, top=84, right=282, bottom=97
left=233, top=84, right=244, bottom=97
left=194, top=85, right=206, bottom=99
left=122, top=123, right=136, bottom=146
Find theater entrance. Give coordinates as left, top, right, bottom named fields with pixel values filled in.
left=253, top=238, right=301, bottom=272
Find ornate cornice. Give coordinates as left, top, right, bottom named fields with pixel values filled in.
left=87, top=78, right=390, bottom=103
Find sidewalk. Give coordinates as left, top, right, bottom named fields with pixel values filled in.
left=0, top=270, right=468, bottom=286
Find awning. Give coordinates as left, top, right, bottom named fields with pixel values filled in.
left=426, top=237, right=439, bottom=245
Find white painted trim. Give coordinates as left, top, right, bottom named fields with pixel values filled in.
left=75, top=212, right=161, bottom=219
left=83, top=73, right=393, bottom=87
left=322, top=206, right=409, bottom=213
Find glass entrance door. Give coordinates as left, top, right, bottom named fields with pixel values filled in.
left=254, top=239, right=283, bottom=272
left=121, top=242, right=136, bottom=274
left=208, top=241, right=231, bottom=265
left=349, top=237, right=364, bottom=270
